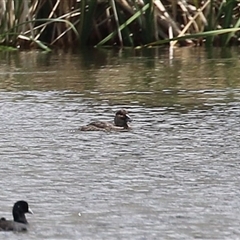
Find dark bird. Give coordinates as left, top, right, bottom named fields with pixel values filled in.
left=79, top=109, right=132, bottom=131
left=0, top=201, right=33, bottom=231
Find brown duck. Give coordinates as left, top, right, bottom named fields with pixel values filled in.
left=79, top=109, right=132, bottom=131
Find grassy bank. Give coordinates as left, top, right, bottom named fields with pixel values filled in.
left=0, top=0, right=240, bottom=50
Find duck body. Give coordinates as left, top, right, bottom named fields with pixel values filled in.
left=0, top=201, right=33, bottom=232
left=79, top=109, right=132, bottom=131
left=0, top=218, right=28, bottom=231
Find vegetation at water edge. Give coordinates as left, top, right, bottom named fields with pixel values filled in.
left=0, top=0, right=240, bottom=50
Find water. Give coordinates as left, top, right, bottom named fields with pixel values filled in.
left=0, top=48, right=240, bottom=239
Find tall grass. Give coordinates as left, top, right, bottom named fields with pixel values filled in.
left=205, top=0, right=240, bottom=46
left=0, top=0, right=240, bottom=50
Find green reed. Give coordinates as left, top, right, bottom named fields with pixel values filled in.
left=205, top=0, right=240, bottom=46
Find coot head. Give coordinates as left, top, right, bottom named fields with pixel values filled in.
left=13, top=200, right=33, bottom=224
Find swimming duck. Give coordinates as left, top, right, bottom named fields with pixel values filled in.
left=79, top=109, right=132, bottom=131
left=0, top=201, right=33, bottom=231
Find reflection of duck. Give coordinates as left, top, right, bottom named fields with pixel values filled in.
left=0, top=201, right=33, bottom=231
left=79, top=109, right=132, bottom=131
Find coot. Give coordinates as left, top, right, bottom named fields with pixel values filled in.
left=0, top=201, right=33, bottom=231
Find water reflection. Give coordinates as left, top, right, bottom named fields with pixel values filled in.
left=0, top=47, right=240, bottom=110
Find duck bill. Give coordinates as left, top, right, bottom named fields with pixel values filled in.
left=126, top=114, right=132, bottom=122
left=28, top=208, right=34, bottom=214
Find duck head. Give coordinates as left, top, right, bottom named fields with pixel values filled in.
left=114, top=109, right=132, bottom=128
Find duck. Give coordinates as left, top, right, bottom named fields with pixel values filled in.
left=79, top=109, right=132, bottom=131
left=0, top=200, right=33, bottom=231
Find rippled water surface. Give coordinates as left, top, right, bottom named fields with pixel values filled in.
left=1, top=48, right=240, bottom=239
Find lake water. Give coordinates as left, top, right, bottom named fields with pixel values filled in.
left=0, top=47, right=240, bottom=239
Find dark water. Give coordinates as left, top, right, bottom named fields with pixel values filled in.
left=0, top=47, right=240, bottom=239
